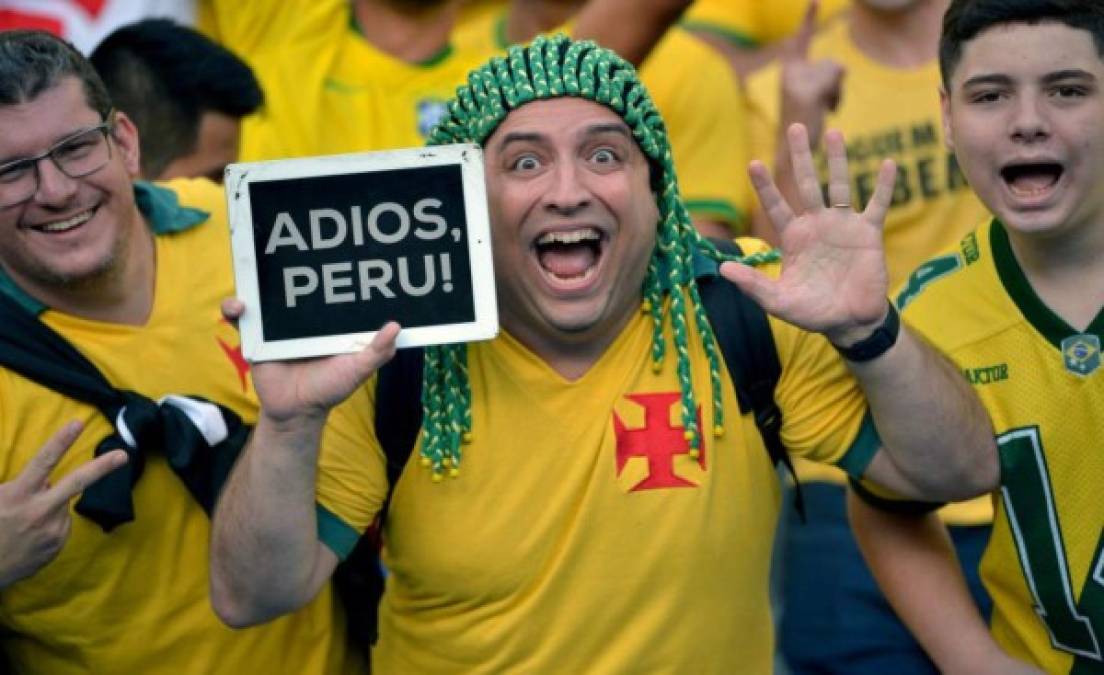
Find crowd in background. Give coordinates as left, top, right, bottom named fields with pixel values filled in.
left=0, top=1, right=1099, bottom=673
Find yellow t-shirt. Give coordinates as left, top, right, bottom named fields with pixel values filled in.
left=744, top=19, right=992, bottom=524
left=899, top=221, right=1104, bottom=674
left=450, top=11, right=751, bottom=230
left=0, top=180, right=361, bottom=674
left=681, top=0, right=851, bottom=47
left=201, top=0, right=487, bottom=160
left=316, top=240, right=881, bottom=672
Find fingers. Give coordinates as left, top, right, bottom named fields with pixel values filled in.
left=786, top=123, right=825, bottom=211
left=43, top=450, right=128, bottom=510
left=17, top=421, right=85, bottom=490
left=221, top=297, right=246, bottom=328
left=748, top=160, right=796, bottom=236
left=824, top=130, right=851, bottom=209
left=719, top=261, right=782, bottom=315
left=348, top=321, right=402, bottom=380
left=862, top=158, right=898, bottom=229
left=788, top=0, right=819, bottom=62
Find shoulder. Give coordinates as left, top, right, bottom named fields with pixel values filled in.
left=896, top=221, right=1014, bottom=349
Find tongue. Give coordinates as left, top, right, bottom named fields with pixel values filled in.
left=539, top=246, right=597, bottom=278
left=1010, top=172, right=1057, bottom=193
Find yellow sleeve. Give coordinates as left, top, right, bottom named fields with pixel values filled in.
left=680, top=0, right=759, bottom=48
left=315, top=379, right=390, bottom=559
left=754, top=0, right=851, bottom=44
left=643, top=30, right=750, bottom=231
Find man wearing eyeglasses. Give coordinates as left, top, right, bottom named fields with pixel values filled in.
left=0, top=30, right=364, bottom=674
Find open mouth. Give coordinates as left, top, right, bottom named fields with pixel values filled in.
left=27, top=206, right=97, bottom=234
left=1000, top=162, right=1063, bottom=198
left=533, top=228, right=606, bottom=284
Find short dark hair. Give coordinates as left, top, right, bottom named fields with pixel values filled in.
left=90, top=18, right=264, bottom=178
left=0, top=30, right=113, bottom=119
left=940, top=0, right=1104, bottom=88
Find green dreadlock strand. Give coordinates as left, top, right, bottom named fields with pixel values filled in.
left=418, top=34, right=779, bottom=480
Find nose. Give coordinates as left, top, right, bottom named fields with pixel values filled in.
left=32, top=156, right=79, bottom=206
left=1009, top=94, right=1049, bottom=143
left=542, top=158, right=591, bottom=215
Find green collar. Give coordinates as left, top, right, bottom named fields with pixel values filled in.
left=990, top=219, right=1104, bottom=348
left=0, top=181, right=209, bottom=316
left=349, top=8, right=455, bottom=67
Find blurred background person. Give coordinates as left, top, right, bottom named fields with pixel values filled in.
left=742, top=0, right=993, bottom=672
left=199, top=0, right=688, bottom=162
left=451, top=0, right=750, bottom=236
left=90, top=18, right=262, bottom=182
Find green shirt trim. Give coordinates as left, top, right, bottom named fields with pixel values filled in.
left=349, top=9, right=455, bottom=68
left=0, top=182, right=208, bottom=316
left=991, top=219, right=1104, bottom=348
left=835, top=410, right=882, bottom=479
left=316, top=503, right=362, bottom=561
left=682, top=199, right=745, bottom=228
left=678, top=20, right=760, bottom=49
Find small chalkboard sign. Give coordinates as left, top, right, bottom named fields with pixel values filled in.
left=226, top=144, right=497, bottom=362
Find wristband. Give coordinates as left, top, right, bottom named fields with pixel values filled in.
left=833, top=302, right=900, bottom=363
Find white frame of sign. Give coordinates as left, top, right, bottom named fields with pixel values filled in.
left=226, top=143, right=498, bottom=362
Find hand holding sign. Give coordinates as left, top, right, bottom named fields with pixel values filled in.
left=221, top=299, right=399, bottom=423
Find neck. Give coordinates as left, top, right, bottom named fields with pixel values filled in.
left=848, top=1, right=947, bottom=69
left=10, top=209, right=156, bottom=325
left=502, top=304, right=638, bottom=382
left=505, top=0, right=583, bottom=44
left=353, top=0, right=457, bottom=63
left=1006, top=221, right=1104, bottom=331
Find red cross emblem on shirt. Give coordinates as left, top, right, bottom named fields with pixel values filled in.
left=613, top=392, right=705, bottom=491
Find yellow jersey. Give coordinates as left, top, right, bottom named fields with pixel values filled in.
left=315, top=239, right=882, bottom=672
left=201, top=0, right=488, bottom=160
left=682, top=0, right=851, bottom=47
left=899, top=221, right=1104, bottom=674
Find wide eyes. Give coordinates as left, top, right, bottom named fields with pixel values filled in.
left=510, top=153, right=541, bottom=171
left=591, top=148, right=618, bottom=164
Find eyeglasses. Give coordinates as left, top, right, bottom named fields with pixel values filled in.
left=0, top=114, right=116, bottom=208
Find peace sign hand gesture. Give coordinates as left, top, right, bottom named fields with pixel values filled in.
left=722, top=123, right=897, bottom=347
left=0, top=421, right=127, bottom=588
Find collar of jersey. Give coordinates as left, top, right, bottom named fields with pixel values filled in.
left=0, top=181, right=209, bottom=316
left=990, top=218, right=1104, bottom=348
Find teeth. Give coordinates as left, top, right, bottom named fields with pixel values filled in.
left=537, top=229, right=601, bottom=245
left=37, top=210, right=93, bottom=233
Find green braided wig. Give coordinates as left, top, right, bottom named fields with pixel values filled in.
left=415, top=33, right=778, bottom=481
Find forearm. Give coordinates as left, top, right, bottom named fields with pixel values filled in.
left=573, top=0, right=691, bottom=66
left=847, top=491, right=1007, bottom=674
left=849, top=325, right=998, bottom=500
left=210, top=412, right=333, bottom=627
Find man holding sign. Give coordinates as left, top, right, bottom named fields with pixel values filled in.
left=211, top=35, right=1000, bottom=671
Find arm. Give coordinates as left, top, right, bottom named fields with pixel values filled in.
left=209, top=307, right=399, bottom=628
left=847, top=490, right=1042, bottom=675
left=572, top=0, right=691, bottom=66
left=721, top=124, right=998, bottom=501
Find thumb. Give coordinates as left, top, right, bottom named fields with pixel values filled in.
left=719, top=262, right=781, bottom=315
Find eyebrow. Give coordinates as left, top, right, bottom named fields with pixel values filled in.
left=961, top=68, right=1097, bottom=89
left=494, top=122, right=634, bottom=152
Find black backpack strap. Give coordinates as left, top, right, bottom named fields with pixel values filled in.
left=332, top=346, right=425, bottom=649
left=696, top=239, right=805, bottom=521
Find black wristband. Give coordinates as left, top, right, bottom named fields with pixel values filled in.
left=833, top=302, right=900, bottom=362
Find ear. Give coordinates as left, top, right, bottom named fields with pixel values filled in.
left=109, top=111, right=142, bottom=179
left=939, top=87, right=955, bottom=153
